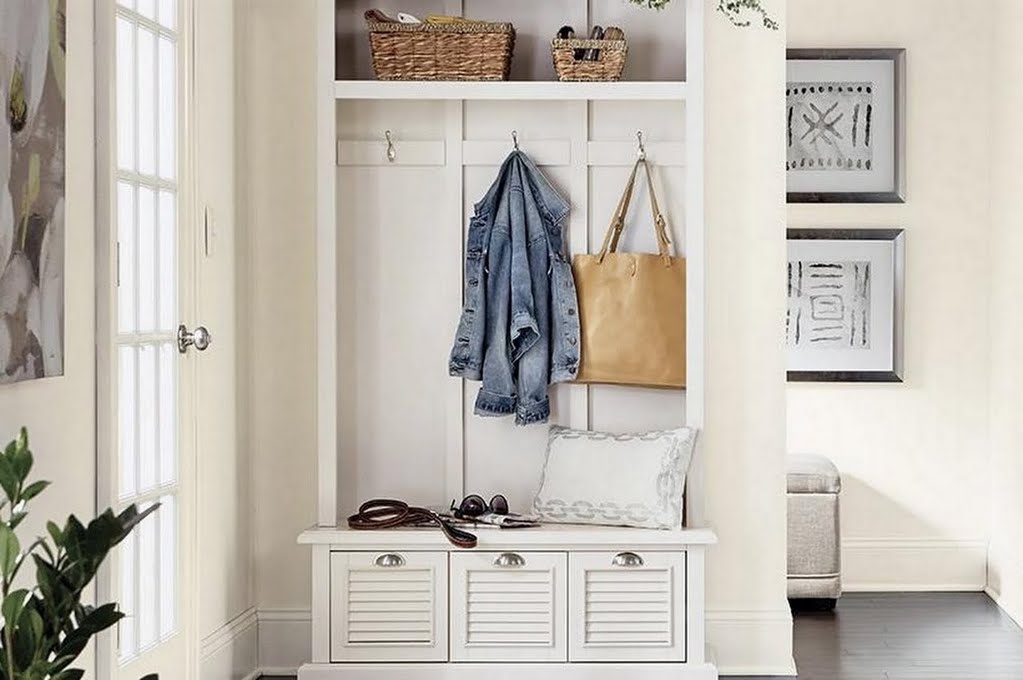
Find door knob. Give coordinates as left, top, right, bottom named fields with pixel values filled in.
left=177, top=324, right=212, bottom=354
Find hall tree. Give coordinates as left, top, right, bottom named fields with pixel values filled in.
left=236, top=0, right=790, bottom=675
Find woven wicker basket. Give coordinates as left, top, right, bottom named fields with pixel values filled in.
left=367, top=21, right=515, bottom=81
left=552, top=39, right=627, bottom=82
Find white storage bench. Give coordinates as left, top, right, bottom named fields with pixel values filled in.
left=298, top=525, right=718, bottom=679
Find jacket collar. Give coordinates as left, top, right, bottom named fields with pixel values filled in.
left=474, top=151, right=570, bottom=226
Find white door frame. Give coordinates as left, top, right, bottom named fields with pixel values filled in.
left=94, top=0, right=199, bottom=677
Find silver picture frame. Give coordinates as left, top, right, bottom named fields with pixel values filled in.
left=787, top=228, right=905, bottom=383
left=786, top=49, right=907, bottom=204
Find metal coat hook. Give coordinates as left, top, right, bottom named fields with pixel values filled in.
left=636, top=130, right=647, bottom=161
left=385, top=130, right=396, bottom=163
left=512, top=130, right=520, bottom=151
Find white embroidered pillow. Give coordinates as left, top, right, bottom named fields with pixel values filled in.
left=532, top=426, right=698, bottom=530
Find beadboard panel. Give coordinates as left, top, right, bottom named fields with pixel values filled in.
left=332, top=98, right=693, bottom=516
left=336, top=99, right=450, bottom=512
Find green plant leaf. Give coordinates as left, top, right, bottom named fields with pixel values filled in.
left=2, top=589, right=29, bottom=628
left=53, top=669, right=85, bottom=680
left=9, top=511, right=27, bottom=530
left=11, top=435, right=33, bottom=482
left=0, top=522, right=21, bottom=578
left=0, top=455, right=20, bottom=504
left=21, top=480, right=49, bottom=502
left=46, top=521, right=63, bottom=548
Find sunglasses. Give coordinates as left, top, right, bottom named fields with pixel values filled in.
left=450, top=493, right=509, bottom=519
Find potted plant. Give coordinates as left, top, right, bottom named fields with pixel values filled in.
left=628, top=0, right=780, bottom=30
left=0, top=428, right=157, bottom=680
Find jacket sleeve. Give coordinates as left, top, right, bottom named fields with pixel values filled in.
left=508, top=162, right=540, bottom=362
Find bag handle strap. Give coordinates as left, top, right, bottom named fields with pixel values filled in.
left=597, top=158, right=672, bottom=266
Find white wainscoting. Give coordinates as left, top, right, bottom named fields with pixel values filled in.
left=842, top=538, right=988, bottom=592
left=200, top=608, right=259, bottom=680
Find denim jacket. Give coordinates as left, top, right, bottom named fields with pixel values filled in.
left=448, top=151, right=580, bottom=425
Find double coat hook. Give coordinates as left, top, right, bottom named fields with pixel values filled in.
left=636, top=130, right=647, bottom=161
left=512, top=130, right=520, bottom=152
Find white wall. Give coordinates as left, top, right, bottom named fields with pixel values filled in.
left=986, top=0, right=1023, bottom=627
left=243, top=0, right=793, bottom=674
left=0, top=1, right=97, bottom=674
left=786, top=0, right=993, bottom=591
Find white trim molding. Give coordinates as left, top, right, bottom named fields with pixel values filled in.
left=258, top=608, right=313, bottom=673
left=986, top=546, right=1023, bottom=628
left=842, top=538, right=988, bottom=592
left=200, top=607, right=259, bottom=680
left=706, top=608, right=796, bottom=677
left=255, top=606, right=797, bottom=678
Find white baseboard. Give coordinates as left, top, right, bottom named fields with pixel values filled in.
left=986, top=549, right=1023, bottom=629
left=257, top=608, right=313, bottom=674
left=255, top=607, right=795, bottom=677
left=201, top=607, right=259, bottom=680
left=706, top=608, right=796, bottom=677
left=841, top=538, right=988, bottom=592
left=985, top=586, right=1023, bottom=628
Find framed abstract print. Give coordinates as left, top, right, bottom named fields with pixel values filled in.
left=1, top=1, right=67, bottom=384
left=786, top=49, right=906, bottom=203
left=787, top=229, right=905, bottom=383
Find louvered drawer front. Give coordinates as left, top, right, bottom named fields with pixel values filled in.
left=569, top=551, right=687, bottom=662
left=329, top=551, right=448, bottom=662
left=450, top=552, right=567, bottom=662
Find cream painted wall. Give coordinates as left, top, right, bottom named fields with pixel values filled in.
left=0, top=1, right=97, bottom=674
left=195, top=1, right=257, bottom=677
left=986, top=0, right=1023, bottom=627
left=243, top=0, right=793, bottom=674
left=243, top=0, right=320, bottom=620
left=704, top=0, right=794, bottom=674
left=786, top=0, right=993, bottom=591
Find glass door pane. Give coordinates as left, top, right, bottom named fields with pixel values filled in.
left=112, top=1, right=181, bottom=663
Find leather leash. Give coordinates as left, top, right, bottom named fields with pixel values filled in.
left=347, top=499, right=478, bottom=549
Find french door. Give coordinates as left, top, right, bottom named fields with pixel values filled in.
left=96, top=0, right=197, bottom=678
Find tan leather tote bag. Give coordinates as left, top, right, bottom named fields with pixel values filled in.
left=572, top=158, right=685, bottom=388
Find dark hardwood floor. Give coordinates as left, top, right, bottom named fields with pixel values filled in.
left=737, top=592, right=1023, bottom=679
left=262, top=593, right=1023, bottom=679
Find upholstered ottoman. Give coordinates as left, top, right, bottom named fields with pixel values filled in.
left=787, top=454, right=842, bottom=606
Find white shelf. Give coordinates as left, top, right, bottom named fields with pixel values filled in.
left=334, top=80, right=688, bottom=101
left=299, top=523, right=717, bottom=550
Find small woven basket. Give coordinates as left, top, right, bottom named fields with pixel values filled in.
left=552, top=39, right=627, bottom=82
left=367, top=21, right=515, bottom=81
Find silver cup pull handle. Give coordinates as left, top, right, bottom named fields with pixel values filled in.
left=612, top=552, right=644, bottom=568
left=374, top=553, right=405, bottom=568
left=493, top=552, right=526, bottom=568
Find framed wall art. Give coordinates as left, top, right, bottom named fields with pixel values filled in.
left=1, top=0, right=66, bottom=384
left=786, top=49, right=906, bottom=203
left=787, top=229, right=905, bottom=383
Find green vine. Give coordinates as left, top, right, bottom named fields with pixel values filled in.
left=627, top=0, right=779, bottom=31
